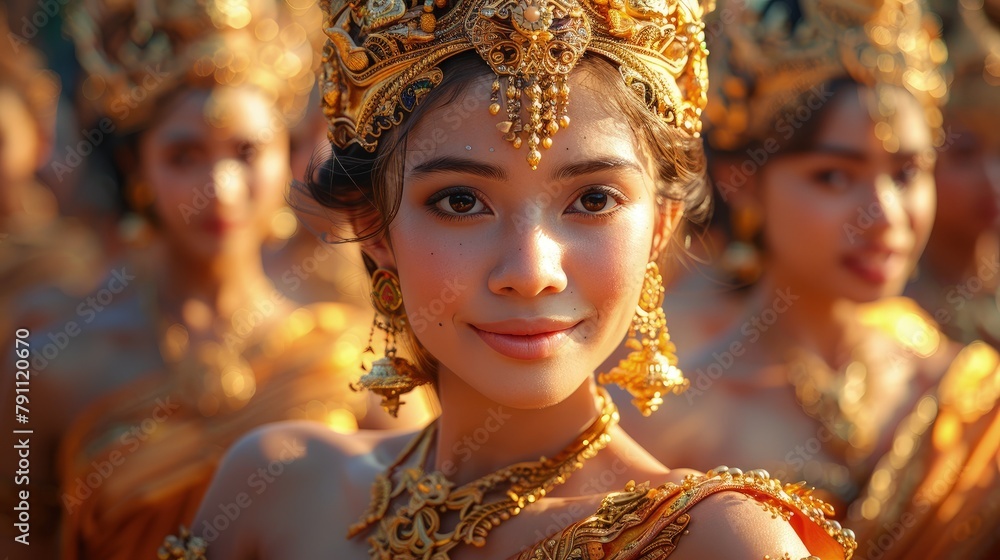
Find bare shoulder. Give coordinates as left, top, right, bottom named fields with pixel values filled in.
left=192, top=421, right=416, bottom=559
left=669, top=489, right=817, bottom=559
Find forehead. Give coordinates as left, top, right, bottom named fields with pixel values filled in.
left=813, top=85, right=932, bottom=154
left=404, top=69, right=647, bottom=173
left=149, top=86, right=279, bottom=141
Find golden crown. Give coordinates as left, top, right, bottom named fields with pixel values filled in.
left=704, top=0, right=948, bottom=152
left=66, top=0, right=323, bottom=132
left=929, top=0, right=1000, bottom=110
left=320, top=0, right=712, bottom=169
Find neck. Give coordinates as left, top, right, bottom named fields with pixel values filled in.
left=433, top=371, right=605, bottom=487
left=746, top=273, right=859, bottom=367
left=158, top=241, right=276, bottom=327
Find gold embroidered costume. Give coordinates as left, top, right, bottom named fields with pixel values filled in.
left=847, top=318, right=1000, bottom=558
left=61, top=298, right=371, bottom=560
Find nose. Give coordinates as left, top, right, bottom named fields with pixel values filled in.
left=209, top=159, right=249, bottom=207
left=863, top=174, right=908, bottom=235
left=487, top=224, right=568, bottom=298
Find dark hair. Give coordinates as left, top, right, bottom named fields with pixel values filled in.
left=295, top=52, right=711, bottom=245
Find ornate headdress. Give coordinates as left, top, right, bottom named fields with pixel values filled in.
left=319, top=0, right=712, bottom=169
left=0, top=9, right=61, bottom=136
left=704, top=0, right=948, bottom=152
left=66, top=0, right=323, bottom=132
left=929, top=0, right=1000, bottom=111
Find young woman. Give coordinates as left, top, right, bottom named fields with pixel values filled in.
left=906, top=0, right=1000, bottom=348
left=0, top=2, right=434, bottom=559
left=617, top=0, right=1000, bottom=557
left=160, top=1, right=857, bottom=558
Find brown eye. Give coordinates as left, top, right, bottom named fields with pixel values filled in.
left=580, top=192, right=608, bottom=212
left=570, top=188, right=621, bottom=215
left=431, top=189, right=485, bottom=216
left=448, top=193, right=476, bottom=213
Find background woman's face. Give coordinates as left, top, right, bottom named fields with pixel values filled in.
left=932, top=115, right=1000, bottom=245
left=138, top=86, right=290, bottom=261
left=386, top=72, right=670, bottom=409
left=757, top=85, right=936, bottom=302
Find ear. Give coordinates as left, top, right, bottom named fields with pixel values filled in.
left=353, top=208, right=396, bottom=272
left=650, top=198, right=685, bottom=262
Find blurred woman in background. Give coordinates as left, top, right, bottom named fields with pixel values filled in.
left=0, top=1, right=434, bottom=558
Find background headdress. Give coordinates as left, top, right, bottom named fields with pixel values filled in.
left=704, top=0, right=948, bottom=152
left=0, top=9, right=61, bottom=139
left=319, top=0, right=713, bottom=168
left=929, top=0, right=1000, bottom=113
left=66, top=0, right=324, bottom=132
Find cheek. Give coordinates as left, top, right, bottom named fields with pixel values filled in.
left=762, top=181, right=844, bottom=265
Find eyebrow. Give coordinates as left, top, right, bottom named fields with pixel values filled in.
left=804, top=145, right=870, bottom=162
left=552, top=157, right=644, bottom=181
left=407, top=155, right=643, bottom=182
left=409, top=156, right=508, bottom=181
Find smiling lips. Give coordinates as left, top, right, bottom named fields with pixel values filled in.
left=842, top=246, right=907, bottom=285
left=471, top=319, right=581, bottom=360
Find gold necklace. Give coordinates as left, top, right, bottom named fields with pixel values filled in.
left=347, top=388, right=619, bottom=559
left=785, top=347, right=878, bottom=468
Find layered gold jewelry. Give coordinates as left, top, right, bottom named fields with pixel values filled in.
left=599, top=261, right=688, bottom=416
left=786, top=347, right=879, bottom=470
left=320, top=0, right=711, bottom=168
left=704, top=0, right=948, bottom=152
left=352, top=268, right=432, bottom=416
left=347, top=387, right=618, bottom=558
left=66, top=0, right=323, bottom=131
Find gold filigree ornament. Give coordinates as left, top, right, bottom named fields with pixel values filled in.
left=65, top=0, right=324, bottom=132
left=352, top=268, right=433, bottom=417
left=320, top=0, right=711, bottom=168
left=703, top=0, right=948, bottom=153
left=347, top=387, right=618, bottom=558
left=599, top=261, right=688, bottom=416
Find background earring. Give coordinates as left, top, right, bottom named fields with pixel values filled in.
left=720, top=203, right=763, bottom=285
left=352, top=268, right=431, bottom=417
left=599, top=262, right=688, bottom=416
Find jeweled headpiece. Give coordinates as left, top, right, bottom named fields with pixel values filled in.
left=0, top=10, right=60, bottom=136
left=704, top=0, right=948, bottom=152
left=929, top=0, right=1000, bottom=111
left=66, top=0, right=323, bottom=132
left=320, top=0, right=712, bottom=169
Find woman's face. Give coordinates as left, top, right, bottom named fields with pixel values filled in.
left=757, top=85, right=936, bottom=302
left=138, top=86, right=290, bottom=261
left=932, top=114, right=1000, bottom=245
left=384, top=72, right=672, bottom=409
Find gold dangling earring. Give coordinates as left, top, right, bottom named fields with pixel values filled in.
left=599, top=262, right=688, bottom=416
left=720, top=203, right=763, bottom=285
left=351, top=268, right=431, bottom=417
